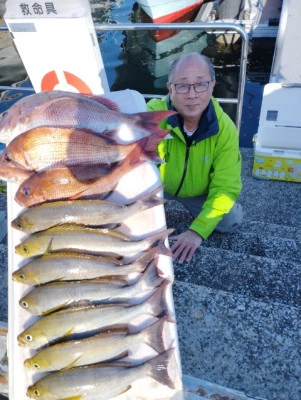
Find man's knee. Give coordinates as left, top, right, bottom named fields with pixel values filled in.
left=215, top=203, right=243, bottom=233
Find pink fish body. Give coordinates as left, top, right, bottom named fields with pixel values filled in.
left=0, top=91, right=175, bottom=140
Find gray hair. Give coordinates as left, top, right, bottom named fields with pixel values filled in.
left=168, top=52, right=215, bottom=82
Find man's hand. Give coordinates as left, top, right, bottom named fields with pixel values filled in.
left=168, top=229, right=203, bottom=264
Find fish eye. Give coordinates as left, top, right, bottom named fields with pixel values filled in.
left=25, top=334, right=33, bottom=342
left=1, top=110, right=8, bottom=118
left=33, top=388, right=40, bottom=397
left=3, top=152, right=12, bottom=162
left=33, top=363, right=40, bottom=369
left=18, top=274, right=25, bottom=280
left=17, top=221, right=23, bottom=229
left=23, top=186, right=31, bottom=196
left=22, top=246, right=29, bottom=253
left=21, top=301, right=28, bottom=308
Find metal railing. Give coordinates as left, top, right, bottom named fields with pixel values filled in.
left=0, top=21, right=249, bottom=132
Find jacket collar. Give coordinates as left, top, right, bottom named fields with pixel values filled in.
left=166, top=94, right=219, bottom=143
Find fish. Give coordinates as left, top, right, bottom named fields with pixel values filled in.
left=0, top=90, right=121, bottom=142
left=0, top=91, right=175, bottom=141
left=26, top=348, right=176, bottom=400
left=0, top=160, right=33, bottom=183
left=0, top=125, right=168, bottom=175
left=12, top=243, right=171, bottom=286
left=17, top=282, right=173, bottom=349
left=11, top=185, right=165, bottom=234
left=24, top=317, right=168, bottom=372
left=14, top=143, right=145, bottom=207
left=19, top=262, right=166, bottom=315
left=14, top=224, right=173, bottom=260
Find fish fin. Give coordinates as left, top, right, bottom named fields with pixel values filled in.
left=44, top=236, right=55, bottom=255
left=155, top=240, right=173, bottom=258
left=133, top=184, right=166, bottom=210
left=81, top=93, right=120, bottom=111
left=129, top=240, right=172, bottom=273
left=146, top=228, right=174, bottom=254
left=148, top=282, right=175, bottom=322
left=68, top=164, right=111, bottom=182
left=90, top=276, right=129, bottom=286
left=118, top=385, right=132, bottom=396
left=124, top=140, right=145, bottom=170
left=147, top=348, right=176, bottom=389
left=139, top=130, right=170, bottom=163
left=61, top=327, right=75, bottom=340
left=61, top=354, right=84, bottom=371
left=138, top=262, right=165, bottom=291
left=106, top=350, right=129, bottom=362
left=41, top=300, right=74, bottom=315
left=143, top=317, right=167, bottom=355
left=133, top=110, right=177, bottom=131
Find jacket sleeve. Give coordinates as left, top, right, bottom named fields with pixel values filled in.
left=189, top=112, right=242, bottom=239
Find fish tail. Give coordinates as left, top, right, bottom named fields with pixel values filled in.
left=134, top=110, right=177, bottom=131
left=147, top=281, right=174, bottom=322
left=138, top=130, right=170, bottom=164
left=123, top=141, right=146, bottom=171
left=147, top=348, right=176, bottom=390
left=140, top=262, right=165, bottom=291
left=143, top=317, right=167, bottom=354
left=156, top=240, right=173, bottom=258
left=147, top=228, right=174, bottom=251
left=135, top=184, right=166, bottom=209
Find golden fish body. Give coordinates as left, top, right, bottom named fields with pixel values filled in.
left=15, top=224, right=173, bottom=259
left=12, top=243, right=170, bottom=286
left=19, top=263, right=165, bottom=315
left=17, top=283, right=172, bottom=349
left=14, top=143, right=144, bottom=207
left=24, top=318, right=167, bottom=372
left=11, top=185, right=164, bottom=234
left=26, top=349, right=175, bottom=400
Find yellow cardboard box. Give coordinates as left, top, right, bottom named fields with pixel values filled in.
left=252, top=150, right=301, bottom=182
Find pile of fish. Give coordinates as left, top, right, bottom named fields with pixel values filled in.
left=0, top=90, right=182, bottom=399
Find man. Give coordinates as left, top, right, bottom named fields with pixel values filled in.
left=147, top=52, right=243, bottom=264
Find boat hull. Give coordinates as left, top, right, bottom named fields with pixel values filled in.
left=136, top=0, right=204, bottom=23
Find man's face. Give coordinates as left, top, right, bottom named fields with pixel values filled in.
left=167, top=57, right=215, bottom=122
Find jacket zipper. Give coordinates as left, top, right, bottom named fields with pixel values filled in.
left=174, top=144, right=191, bottom=196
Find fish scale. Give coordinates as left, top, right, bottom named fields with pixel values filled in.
left=6, top=90, right=180, bottom=399
left=11, top=185, right=165, bottom=234
left=17, top=283, right=173, bottom=349
left=0, top=126, right=168, bottom=173
left=0, top=91, right=176, bottom=140
left=14, top=143, right=145, bottom=207
left=19, top=262, right=166, bottom=315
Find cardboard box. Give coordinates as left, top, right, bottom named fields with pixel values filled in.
left=252, top=83, right=301, bottom=182
left=252, top=146, right=301, bottom=182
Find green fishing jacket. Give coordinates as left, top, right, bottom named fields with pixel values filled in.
left=147, top=95, right=242, bottom=239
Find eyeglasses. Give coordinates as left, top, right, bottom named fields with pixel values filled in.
left=171, top=81, right=213, bottom=94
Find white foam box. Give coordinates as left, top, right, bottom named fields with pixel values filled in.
left=7, top=90, right=184, bottom=399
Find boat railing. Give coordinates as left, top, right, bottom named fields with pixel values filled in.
left=0, top=21, right=248, bottom=132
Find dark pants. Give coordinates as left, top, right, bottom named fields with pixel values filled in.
left=164, top=192, right=243, bottom=233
